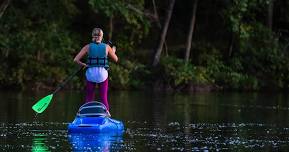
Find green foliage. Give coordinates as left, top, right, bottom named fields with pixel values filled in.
left=1, top=0, right=289, bottom=92
left=0, top=0, right=79, bottom=89
left=159, top=57, right=210, bottom=88
left=214, top=70, right=259, bottom=91
left=236, top=23, right=286, bottom=89
left=129, top=63, right=151, bottom=89
left=223, top=0, right=267, bottom=34
left=89, top=0, right=150, bottom=44
left=219, top=0, right=289, bottom=90
left=109, top=61, right=150, bottom=89
left=109, top=63, right=130, bottom=89
left=191, top=44, right=259, bottom=91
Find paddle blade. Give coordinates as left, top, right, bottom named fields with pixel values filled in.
left=32, top=94, right=54, bottom=113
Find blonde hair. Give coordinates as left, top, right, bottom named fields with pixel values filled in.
left=91, top=28, right=103, bottom=43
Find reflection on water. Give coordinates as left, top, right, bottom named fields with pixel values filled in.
left=0, top=122, right=124, bottom=151
left=1, top=91, right=289, bottom=151
left=125, top=121, right=289, bottom=151
left=68, top=133, right=123, bottom=151
left=32, top=134, right=50, bottom=152
left=0, top=121, right=289, bottom=151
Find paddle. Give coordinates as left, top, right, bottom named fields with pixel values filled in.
left=33, top=41, right=114, bottom=114
left=32, top=66, right=84, bottom=114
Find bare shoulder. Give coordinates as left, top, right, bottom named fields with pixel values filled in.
left=84, top=44, right=90, bottom=48
left=82, top=44, right=90, bottom=50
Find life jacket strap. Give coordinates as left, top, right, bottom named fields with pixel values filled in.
left=88, top=57, right=107, bottom=66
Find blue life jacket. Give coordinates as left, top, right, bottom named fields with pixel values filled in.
left=87, top=42, right=109, bottom=68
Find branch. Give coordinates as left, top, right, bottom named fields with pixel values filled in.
left=0, top=0, right=11, bottom=19
left=126, top=4, right=157, bottom=21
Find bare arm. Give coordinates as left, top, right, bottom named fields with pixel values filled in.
left=107, top=45, right=118, bottom=62
left=74, top=44, right=89, bottom=67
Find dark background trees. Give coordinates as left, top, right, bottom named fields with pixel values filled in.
left=1, top=0, right=289, bottom=91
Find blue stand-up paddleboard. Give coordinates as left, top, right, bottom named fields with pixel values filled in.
left=68, top=101, right=124, bottom=134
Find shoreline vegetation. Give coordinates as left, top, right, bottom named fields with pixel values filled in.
left=1, top=0, right=289, bottom=92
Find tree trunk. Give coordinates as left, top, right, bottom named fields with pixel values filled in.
left=228, top=32, right=235, bottom=58
left=0, top=0, right=11, bottom=19
left=152, top=0, right=175, bottom=66
left=185, top=0, right=198, bottom=63
left=152, top=0, right=168, bottom=56
left=152, top=0, right=161, bottom=28
left=267, top=0, right=274, bottom=30
left=108, top=15, right=113, bottom=41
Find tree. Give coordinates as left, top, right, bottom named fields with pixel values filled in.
left=0, top=0, right=11, bottom=19
left=152, top=0, right=175, bottom=66
left=184, top=0, right=198, bottom=63
left=152, top=0, right=168, bottom=56
left=267, top=0, right=274, bottom=30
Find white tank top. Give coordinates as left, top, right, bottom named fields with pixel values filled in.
left=85, top=67, right=108, bottom=83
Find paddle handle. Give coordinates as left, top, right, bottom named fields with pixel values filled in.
left=52, top=66, right=84, bottom=94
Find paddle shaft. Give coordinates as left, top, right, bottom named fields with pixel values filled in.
left=52, top=66, right=84, bottom=94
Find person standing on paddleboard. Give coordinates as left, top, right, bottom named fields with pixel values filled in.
left=73, top=28, right=118, bottom=115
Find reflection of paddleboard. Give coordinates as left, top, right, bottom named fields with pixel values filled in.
left=68, top=101, right=124, bottom=134
left=68, top=133, right=123, bottom=152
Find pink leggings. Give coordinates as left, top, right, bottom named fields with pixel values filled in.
left=85, top=78, right=109, bottom=111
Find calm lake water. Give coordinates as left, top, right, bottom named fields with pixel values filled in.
left=1, top=90, right=289, bottom=151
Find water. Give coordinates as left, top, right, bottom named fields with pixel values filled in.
left=1, top=91, right=289, bottom=151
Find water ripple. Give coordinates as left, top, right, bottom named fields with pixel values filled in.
left=1, top=122, right=289, bottom=151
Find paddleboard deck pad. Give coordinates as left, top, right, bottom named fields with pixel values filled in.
left=68, top=101, right=124, bottom=134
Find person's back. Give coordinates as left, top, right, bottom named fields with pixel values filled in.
left=87, top=42, right=108, bottom=68
left=73, top=27, right=118, bottom=116
left=86, top=42, right=108, bottom=83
